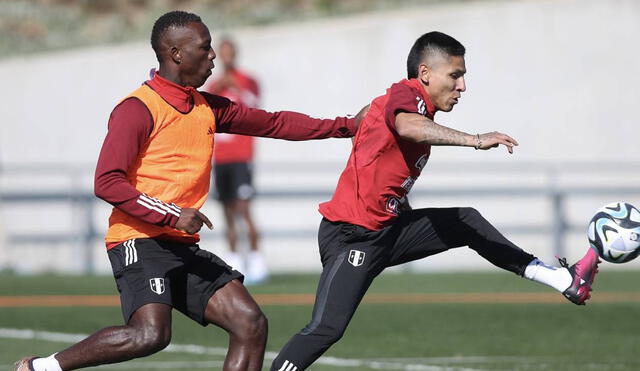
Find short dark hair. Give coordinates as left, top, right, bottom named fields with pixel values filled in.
left=406, top=31, right=466, bottom=79
left=151, top=11, right=202, bottom=62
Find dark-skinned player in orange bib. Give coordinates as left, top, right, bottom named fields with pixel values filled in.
left=270, top=31, right=601, bottom=371
left=15, top=11, right=365, bottom=371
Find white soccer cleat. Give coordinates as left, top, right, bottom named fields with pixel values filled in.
left=246, top=251, right=269, bottom=285
left=14, top=357, right=36, bottom=371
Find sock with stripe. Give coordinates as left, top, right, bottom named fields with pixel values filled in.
left=524, top=258, right=572, bottom=292
left=31, top=354, right=62, bottom=371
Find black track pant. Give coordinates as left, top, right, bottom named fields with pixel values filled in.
left=270, top=207, right=536, bottom=371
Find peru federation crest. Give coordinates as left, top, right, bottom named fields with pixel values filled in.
left=150, top=278, right=165, bottom=295
left=348, top=250, right=365, bottom=267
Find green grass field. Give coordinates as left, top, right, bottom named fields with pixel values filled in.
left=1, top=270, right=640, bottom=370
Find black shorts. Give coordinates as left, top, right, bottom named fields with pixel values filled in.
left=213, top=162, right=255, bottom=202
left=107, top=238, right=243, bottom=325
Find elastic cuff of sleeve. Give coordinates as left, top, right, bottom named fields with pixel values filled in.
left=345, top=117, right=357, bottom=137
left=166, top=213, right=180, bottom=228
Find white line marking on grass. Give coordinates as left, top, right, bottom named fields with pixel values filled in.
left=0, top=328, right=484, bottom=371
left=311, top=356, right=484, bottom=371
left=95, top=361, right=226, bottom=369
left=0, top=328, right=86, bottom=343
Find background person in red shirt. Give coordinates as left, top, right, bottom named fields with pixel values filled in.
left=205, top=37, right=266, bottom=285
left=270, top=31, right=601, bottom=371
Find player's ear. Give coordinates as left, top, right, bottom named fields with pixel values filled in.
left=418, top=63, right=430, bottom=85
left=170, top=46, right=182, bottom=64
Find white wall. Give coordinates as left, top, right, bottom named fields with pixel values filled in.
left=1, top=0, right=639, bottom=274
left=2, top=0, right=639, bottom=165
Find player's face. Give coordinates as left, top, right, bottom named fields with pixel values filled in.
left=219, top=41, right=236, bottom=70
left=423, top=55, right=466, bottom=112
left=175, top=22, right=216, bottom=88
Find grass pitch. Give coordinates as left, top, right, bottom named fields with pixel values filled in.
left=1, top=270, right=639, bottom=370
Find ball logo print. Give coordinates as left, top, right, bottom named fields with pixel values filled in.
left=149, top=278, right=165, bottom=295
left=348, top=250, right=365, bottom=267
left=587, top=202, right=640, bottom=263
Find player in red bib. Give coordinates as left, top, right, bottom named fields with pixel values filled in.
left=270, top=31, right=601, bottom=371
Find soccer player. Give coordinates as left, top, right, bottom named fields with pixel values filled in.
left=204, top=37, right=266, bottom=284
left=270, top=31, right=601, bottom=371
left=15, top=11, right=362, bottom=371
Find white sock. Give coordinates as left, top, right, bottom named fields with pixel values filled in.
left=32, top=354, right=62, bottom=371
left=247, top=251, right=268, bottom=282
left=226, top=252, right=244, bottom=273
left=523, top=258, right=572, bottom=292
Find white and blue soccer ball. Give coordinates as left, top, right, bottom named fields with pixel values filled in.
left=588, top=202, right=640, bottom=263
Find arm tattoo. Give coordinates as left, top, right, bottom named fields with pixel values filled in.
left=422, top=118, right=470, bottom=146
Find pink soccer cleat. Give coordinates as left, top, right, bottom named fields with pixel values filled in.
left=558, top=248, right=601, bottom=305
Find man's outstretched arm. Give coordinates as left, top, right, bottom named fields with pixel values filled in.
left=395, top=112, right=519, bottom=153
left=203, top=93, right=361, bottom=140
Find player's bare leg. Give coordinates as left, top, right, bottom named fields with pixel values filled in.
left=236, top=199, right=259, bottom=251
left=223, top=202, right=238, bottom=252
left=235, top=199, right=267, bottom=283
left=16, top=303, right=172, bottom=370
left=204, top=279, right=267, bottom=371
left=222, top=201, right=245, bottom=273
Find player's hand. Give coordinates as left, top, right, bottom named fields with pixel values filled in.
left=175, top=208, right=213, bottom=234
left=476, top=131, right=519, bottom=154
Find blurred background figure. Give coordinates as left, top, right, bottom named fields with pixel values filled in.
left=204, top=37, right=266, bottom=285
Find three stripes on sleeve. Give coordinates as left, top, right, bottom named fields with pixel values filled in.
left=136, top=193, right=182, bottom=218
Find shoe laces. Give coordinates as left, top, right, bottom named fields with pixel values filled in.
left=557, top=256, right=569, bottom=269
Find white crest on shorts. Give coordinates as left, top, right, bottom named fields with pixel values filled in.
left=348, top=250, right=366, bottom=267
left=150, top=278, right=165, bottom=295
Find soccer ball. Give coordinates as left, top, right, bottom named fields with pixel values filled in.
left=587, top=202, right=640, bottom=263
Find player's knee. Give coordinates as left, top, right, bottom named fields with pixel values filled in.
left=459, top=207, right=483, bottom=224
left=303, top=322, right=346, bottom=345
left=133, top=325, right=172, bottom=356
left=325, top=329, right=345, bottom=344
left=234, top=305, right=268, bottom=343
left=319, top=325, right=346, bottom=345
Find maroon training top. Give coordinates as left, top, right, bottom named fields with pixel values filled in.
left=95, top=73, right=357, bottom=240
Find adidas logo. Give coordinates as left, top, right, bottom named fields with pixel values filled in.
left=207, top=127, right=214, bottom=135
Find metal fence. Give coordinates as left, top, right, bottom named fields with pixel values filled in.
left=1, top=162, right=639, bottom=274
